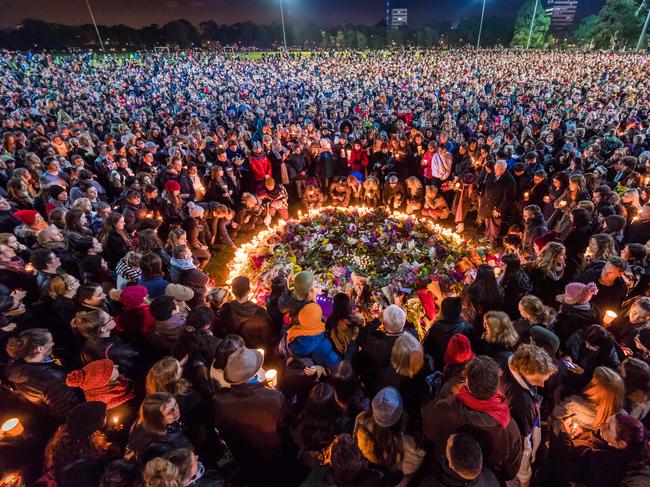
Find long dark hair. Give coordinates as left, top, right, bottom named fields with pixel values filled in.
left=325, top=293, right=352, bottom=331
left=466, top=264, right=504, bottom=306
left=293, top=383, right=343, bottom=460
left=500, top=253, right=524, bottom=287
left=357, top=411, right=405, bottom=471
left=98, top=212, right=130, bottom=247
left=64, top=208, right=91, bottom=235
left=329, top=361, right=368, bottom=417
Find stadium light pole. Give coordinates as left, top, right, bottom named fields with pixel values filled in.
left=477, top=0, right=487, bottom=49
left=279, top=0, right=288, bottom=50
left=85, top=0, right=105, bottom=52
left=638, top=5, right=650, bottom=50
left=526, top=0, right=539, bottom=49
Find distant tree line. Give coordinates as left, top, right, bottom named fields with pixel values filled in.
left=0, top=0, right=647, bottom=51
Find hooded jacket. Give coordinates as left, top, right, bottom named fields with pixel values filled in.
left=220, top=300, right=275, bottom=348
left=423, top=394, right=523, bottom=482
left=4, top=359, right=81, bottom=420
left=288, top=332, right=341, bottom=369
left=423, top=318, right=477, bottom=370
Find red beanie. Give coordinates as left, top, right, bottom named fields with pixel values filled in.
left=164, top=180, right=181, bottom=193
left=119, top=285, right=148, bottom=310
left=12, top=209, right=40, bottom=226
left=66, top=359, right=114, bottom=390
left=444, top=334, right=475, bottom=368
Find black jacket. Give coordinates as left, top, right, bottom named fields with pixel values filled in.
left=212, top=382, right=285, bottom=484
left=423, top=318, right=476, bottom=371
left=220, top=300, right=276, bottom=349
left=126, top=424, right=192, bottom=464
left=478, top=171, right=516, bottom=219
left=81, top=335, right=140, bottom=375
left=4, top=359, right=81, bottom=421
left=417, top=459, right=499, bottom=487
left=554, top=303, right=601, bottom=352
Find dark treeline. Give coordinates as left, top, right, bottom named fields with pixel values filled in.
left=0, top=17, right=515, bottom=50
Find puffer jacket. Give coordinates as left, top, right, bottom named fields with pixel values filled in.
left=288, top=332, right=341, bottom=369
left=4, top=359, right=81, bottom=421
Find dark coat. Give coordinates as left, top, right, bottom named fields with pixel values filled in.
left=417, top=460, right=499, bottom=487
left=220, top=300, right=275, bottom=348
left=501, top=270, right=533, bottom=320
left=502, top=364, right=542, bottom=437
left=422, top=395, right=523, bottom=482
left=563, top=219, right=593, bottom=278
left=554, top=303, right=601, bottom=351
left=627, top=220, right=650, bottom=245
left=478, top=171, right=516, bottom=219
left=211, top=382, right=285, bottom=483
left=102, top=232, right=130, bottom=269
left=423, top=318, right=477, bottom=371
left=126, top=425, right=193, bottom=464
left=178, top=267, right=209, bottom=309
left=4, top=359, right=81, bottom=421
left=81, top=335, right=141, bottom=376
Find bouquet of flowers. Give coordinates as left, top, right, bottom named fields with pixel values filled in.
left=228, top=207, right=489, bottom=309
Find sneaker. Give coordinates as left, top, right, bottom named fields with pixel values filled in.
left=455, top=223, right=464, bottom=233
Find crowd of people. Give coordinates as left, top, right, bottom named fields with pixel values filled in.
left=0, top=48, right=649, bottom=487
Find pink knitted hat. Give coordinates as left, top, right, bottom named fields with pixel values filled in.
left=557, top=282, right=599, bottom=305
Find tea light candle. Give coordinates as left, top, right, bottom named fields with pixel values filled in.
left=603, top=310, right=617, bottom=326
left=523, top=192, right=529, bottom=199
left=265, top=369, right=278, bottom=388
left=1, top=418, right=24, bottom=437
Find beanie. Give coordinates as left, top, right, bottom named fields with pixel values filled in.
left=530, top=326, right=560, bottom=355
left=119, top=285, right=148, bottom=309
left=66, top=359, right=114, bottom=390
left=187, top=202, right=204, bottom=218
left=48, top=185, right=66, bottom=200
left=12, top=209, right=40, bottom=226
left=372, top=387, right=403, bottom=428
left=444, top=333, right=475, bottom=367
left=293, top=271, right=313, bottom=296
left=557, top=281, right=598, bottom=305
left=65, top=401, right=107, bottom=438
left=164, top=179, right=181, bottom=193
left=441, top=297, right=462, bottom=320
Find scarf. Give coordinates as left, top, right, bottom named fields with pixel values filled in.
left=287, top=320, right=324, bottom=343
left=329, top=319, right=356, bottom=354
left=0, top=257, right=25, bottom=273
left=457, top=385, right=511, bottom=429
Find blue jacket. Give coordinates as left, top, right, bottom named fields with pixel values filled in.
left=288, top=332, right=340, bottom=369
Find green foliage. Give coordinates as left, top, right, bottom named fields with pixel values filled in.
left=590, top=0, right=644, bottom=48
left=511, top=0, right=551, bottom=48
left=574, top=15, right=599, bottom=45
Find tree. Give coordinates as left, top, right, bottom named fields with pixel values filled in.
left=590, top=0, right=644, bottom=49
left=511, top=0, right=551, bottom=48
left=574, top=15, right=598, bottom=46
left=356, top=31, right=368, bottom=49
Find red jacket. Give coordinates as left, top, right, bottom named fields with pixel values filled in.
left=421, top=151, right=434, bottom=179
left=349, top=148, right=369, bottom=173
left=249, top=155, right=272, bottom=182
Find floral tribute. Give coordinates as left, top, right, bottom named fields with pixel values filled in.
left=228, top=207, right=494, bottom=315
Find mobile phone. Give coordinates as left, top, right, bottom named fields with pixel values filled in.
left=563, top=359, right=577, bottom=370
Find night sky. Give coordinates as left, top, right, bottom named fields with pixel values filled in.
left=0, top=0, right=605, bottom=28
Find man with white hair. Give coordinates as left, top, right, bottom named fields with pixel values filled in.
left=354, top=304, right=416, bottom=390
left=478, top=158, right=516, bottom=245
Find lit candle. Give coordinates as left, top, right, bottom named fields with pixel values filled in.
left=112, top=415, right=119, bottom=425
left=455, top=182, right=461, bottom=189
left=265, top=369, right=278, bottom=387
left=24, top=263, right=34, bottom=273
left=603, top=310, right=617, bottom=326
left=559, top=200, right=567, bottom=208
left=1, top=418, right=24, bottom=437
left=523, top=192, right=529, bottom=199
